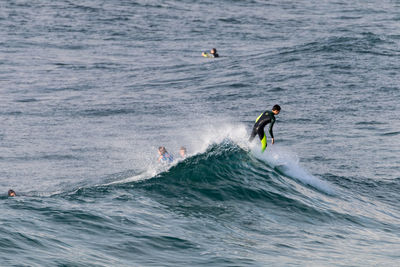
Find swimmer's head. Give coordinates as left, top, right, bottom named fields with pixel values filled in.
left=179, top=146, right=187, bottom=157
left=158, top=146, right=166, bottom=155
left=211, top=48, right=217, bottom=54
left=8, top=189, right=16, bottom=197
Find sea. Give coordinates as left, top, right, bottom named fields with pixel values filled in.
left=1, top=0, right=400, bottom=266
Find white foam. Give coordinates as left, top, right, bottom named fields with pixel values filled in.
left=252, top=145, right=335, bottom=195
left=118, top=121, right=335, bottom=196
left=118, top=122, right=249, bottom=185
left=105, top=169, right=158, bottom=186
left=191, top=123, right=249, bottom=153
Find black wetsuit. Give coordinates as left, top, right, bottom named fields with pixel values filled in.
left=249, top=110, right=276, bottom=151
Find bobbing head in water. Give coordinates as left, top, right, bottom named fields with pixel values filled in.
left=210, top=48, right=218, bottom=57
left=8, top=189, right=16, bottom=197
left=179, top=146, right=187, bottom=158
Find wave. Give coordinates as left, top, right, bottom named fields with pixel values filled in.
left=251, top=145, right=335, bottom=195
left=138, top=140, right=335, bottom=197
left=59, top=140, right=337, bottom=220
left=23, top=138, right=400, bottom=232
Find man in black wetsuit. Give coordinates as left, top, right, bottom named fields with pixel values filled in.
left=249, top=105, right=281, bottom=152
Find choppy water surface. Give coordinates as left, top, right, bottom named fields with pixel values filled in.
left=1, top=0, right=399, bottom=266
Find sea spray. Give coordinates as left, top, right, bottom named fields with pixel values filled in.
left=252, top=145, right=335, bottom=195
left=192, top=123, right=249, bottom=154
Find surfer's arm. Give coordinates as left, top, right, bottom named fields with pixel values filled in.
left=268, top=120, right=275, bottom=143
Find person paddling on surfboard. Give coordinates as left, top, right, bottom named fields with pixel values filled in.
left=202, top=48, right=219, bottom=58
left=249, top=104, right=281, bottom=152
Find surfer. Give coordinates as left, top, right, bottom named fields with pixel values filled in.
left=158, top=146, right=174, bottom=163
left=249, top=104, right=281, bottom=152
left=8, top=189, right=16, bottom=197
left=202, top=48, right=219, bottom=58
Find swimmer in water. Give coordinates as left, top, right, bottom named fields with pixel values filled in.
left=249, top=104, right=281, bottom=153
left=179, top=146, right=187, bottom=158
left=202, top=48, right=219, bottom=58
left=8, top=189, right=16, bottom=197
left=158, top=146, right=174, bottom=163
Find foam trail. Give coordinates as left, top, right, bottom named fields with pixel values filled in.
left=106, top=169, right=158, bottom=186
left=252, top=145, right=335, bottom=195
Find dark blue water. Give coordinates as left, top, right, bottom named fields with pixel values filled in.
left=1, top=0, right=399, bottom=265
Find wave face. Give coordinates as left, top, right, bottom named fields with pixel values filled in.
left=133, top=141, right=334, bottom=216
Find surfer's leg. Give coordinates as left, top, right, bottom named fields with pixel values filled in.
left=257, top=128, right=267, bottom=152
left=260, top=134, right=267, bottom=152
left=249, top=127, right=257, bottom=142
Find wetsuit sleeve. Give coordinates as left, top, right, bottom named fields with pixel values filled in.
left=268, top=119, right=275, bottom=138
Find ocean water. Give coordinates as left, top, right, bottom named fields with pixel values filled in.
left=1, top=0, right=400, bottom=266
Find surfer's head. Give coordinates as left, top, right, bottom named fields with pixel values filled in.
left=272, top=104, right=281, bottom=115
left=8, top=189, right=16, bottom=197
left=211, top=48, right=217, bottom=55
